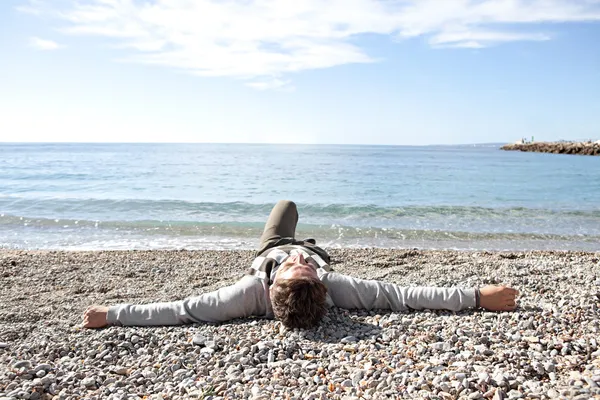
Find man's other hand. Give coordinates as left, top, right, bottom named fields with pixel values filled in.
left=479, top=285, right=519, bottom=311
left=83, top=305, right=109, bottom=328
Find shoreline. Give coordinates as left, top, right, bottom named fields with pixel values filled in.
left=1, top=249, right=599, bottom=399
left=3, top=232, right=600, bottom=252
left=3, top=248, right=600, bottom=254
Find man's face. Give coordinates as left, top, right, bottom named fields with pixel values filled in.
left=274, top=253, right=318, bottom=281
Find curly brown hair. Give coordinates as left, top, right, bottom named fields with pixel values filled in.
left=270, top=277, right=328, bottom=329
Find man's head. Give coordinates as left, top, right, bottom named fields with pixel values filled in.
left=270, top=253, right=328, bottom=329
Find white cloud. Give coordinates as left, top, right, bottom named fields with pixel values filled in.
left=14, top=0, right=44, bottom=15
left=18, top=0, right=600, bottom=86
left=245, top=78, right=295, bottom=91
left=430, top=30, right=551, bottom=48
left=29, top=36, right=64, bottom=50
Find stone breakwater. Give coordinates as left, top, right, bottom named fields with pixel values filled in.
left=1, top=249, right=599, bottom=400
left=501, top=141, right=600, bottom=156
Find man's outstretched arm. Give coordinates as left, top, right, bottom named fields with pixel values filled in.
left=321, top=272, right=518, bottom=312
left=83, top=275, right=266, bottom=328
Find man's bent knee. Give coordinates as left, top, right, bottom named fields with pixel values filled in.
left=277, top=200, right=296, bottom=209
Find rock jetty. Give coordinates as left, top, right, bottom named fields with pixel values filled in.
left=501, top=141, right=600, bottom=156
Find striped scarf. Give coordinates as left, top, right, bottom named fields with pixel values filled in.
left=246, top=244, right=332, bottom=285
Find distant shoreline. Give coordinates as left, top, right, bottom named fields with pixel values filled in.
left=501, top=141, right=600, bottom=156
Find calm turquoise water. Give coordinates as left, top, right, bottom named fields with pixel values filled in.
left=1, top=143, right=599, bottom=250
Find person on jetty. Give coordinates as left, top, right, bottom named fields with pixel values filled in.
left=84, top=200, right=519, bottom=329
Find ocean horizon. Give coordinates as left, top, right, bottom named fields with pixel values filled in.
left=1, top=142, right=599, bottom=251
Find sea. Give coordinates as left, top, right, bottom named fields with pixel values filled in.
left=1, top=143, right=599, bottom=251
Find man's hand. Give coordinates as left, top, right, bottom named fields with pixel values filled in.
left=479, top=285, right=519, bottom=311
left=83, top=305, right=109, bottom=328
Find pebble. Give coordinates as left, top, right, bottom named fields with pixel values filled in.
left=431, top=342, right=445, bottom=351
left=546, top=388, right=560, bottom=398
left=12, top=361, right=32, bottom=369
left=192, top=334, right=207, bottom=346
left=81, top=377, right=96, bottom=387
left=33, top=364, right=51, bottom=373
left=494, top=389, right=507, bottom=400
left=1, top=249, right=599, bottom=400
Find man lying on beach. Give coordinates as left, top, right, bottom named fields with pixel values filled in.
left=83, top=200, right=519, bottom=330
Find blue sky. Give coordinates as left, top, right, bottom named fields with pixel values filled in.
left=1, top=0, right=600, bottom=145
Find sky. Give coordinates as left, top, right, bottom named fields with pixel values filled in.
left=1, top=0, right=600, bottom=145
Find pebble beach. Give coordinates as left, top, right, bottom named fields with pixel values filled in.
left=1, top=249, right=599, bottom=400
